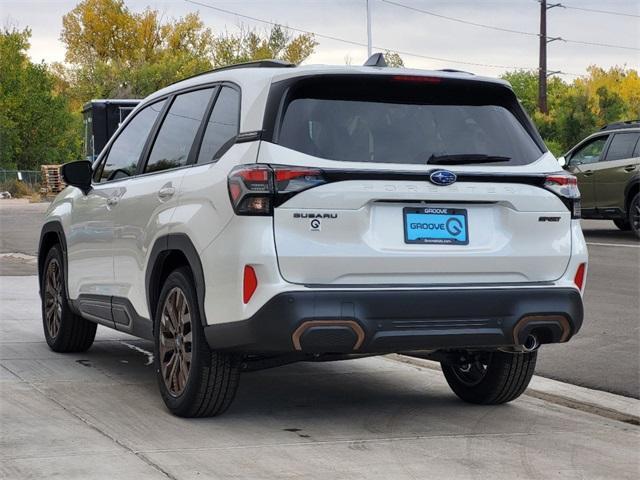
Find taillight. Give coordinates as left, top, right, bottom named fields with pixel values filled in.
left=228, top=164, right=326, bottom=215
left=243, top=265, right=258, bottom=303
left=227, top=165, right=272, bottom=215
left=574, top=263, right=587, bottom=291
left=544, top=174, right=581, bottom=219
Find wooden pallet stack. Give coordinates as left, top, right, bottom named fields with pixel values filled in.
left=40, top=165, right=66, bottom=195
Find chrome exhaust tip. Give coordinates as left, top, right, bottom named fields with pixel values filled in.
left=522, top=334, right=539, bottom=352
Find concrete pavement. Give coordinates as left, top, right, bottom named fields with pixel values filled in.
left=1, top=276, right=640, bottom=479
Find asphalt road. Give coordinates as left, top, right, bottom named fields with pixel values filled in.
left=0, top=199, right=638, bottom=397
left=536, top=221, right=640, bottom=398
left=1, top=276, right=638, bottom=479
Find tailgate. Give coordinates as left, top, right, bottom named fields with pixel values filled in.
left=273, top=178, right=571, bottom=286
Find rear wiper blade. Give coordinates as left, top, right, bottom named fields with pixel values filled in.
left=427, top=154, right=511, bottom=165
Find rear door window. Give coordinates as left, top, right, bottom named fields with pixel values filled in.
left=145, top=88, right=214, bottom=173
left=604, top=132, right=640, bottom=162
left=274, top=76, right=543, bottom=166
left=197, top=86, right=240, bottom=164
left=97, top=100, right=166, bottom=182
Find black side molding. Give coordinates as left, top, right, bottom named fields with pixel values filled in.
left=37, top=221, right=78, bottom=313
left=72, top=294, right=153, bottom=340
left=146, top=234, right=207, bottom=326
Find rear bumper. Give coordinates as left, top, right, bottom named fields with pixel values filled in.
left=204, top=287, right=583, bottom=354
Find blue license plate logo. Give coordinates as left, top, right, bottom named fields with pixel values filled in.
left=404, top=208, right=469, bottom=245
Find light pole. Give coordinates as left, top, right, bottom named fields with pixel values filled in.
left=366, top=0, right=372, bottom=57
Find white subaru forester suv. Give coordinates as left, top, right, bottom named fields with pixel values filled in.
left=39, top=57, right=587, bottom=417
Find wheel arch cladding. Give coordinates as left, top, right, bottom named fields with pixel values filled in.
left=146, top=234, right=207, bottom=326
left=38, top=221, right=67, bottom=297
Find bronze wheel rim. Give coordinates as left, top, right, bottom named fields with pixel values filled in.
left=159, top=287, right=192, bottom=397
left=44, top=258, right=63, bottom=339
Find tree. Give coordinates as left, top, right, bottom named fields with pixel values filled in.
left=383, top=51, right=404, bottom=68
left=59, top=0, right=317, bottom=105
left=0, top=28, right=81, bottom=170
left=501, top=67, right=637, bottom=155
left=211, top=25, right=317, bottom=67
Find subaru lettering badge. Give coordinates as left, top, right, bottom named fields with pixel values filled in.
left=429, top=169, right=457, bottom=186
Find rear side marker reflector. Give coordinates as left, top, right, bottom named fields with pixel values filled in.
left=243, top=266, right=258, bottom=304
left=574, top=263, right=587, bottom=291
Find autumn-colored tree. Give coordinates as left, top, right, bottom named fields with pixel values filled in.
left=59, top=0, right=317, bottom=107
left=211, top=25, right=317, bottom=67
left=502, top=66, right=639, bottom=155
left=0, top=28, right=81, bottom=169
left=383, top=51, right=404, bottom=68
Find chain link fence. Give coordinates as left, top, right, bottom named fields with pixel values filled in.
left=0, top=170, right=42, bottom=189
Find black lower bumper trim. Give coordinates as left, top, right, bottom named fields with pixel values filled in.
left=204, top=288, right=583, bottom=354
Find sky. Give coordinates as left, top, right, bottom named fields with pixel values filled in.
left=1, top=0, right=638, bottom=80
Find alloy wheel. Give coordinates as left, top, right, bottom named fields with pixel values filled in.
left=44, top=258, right=63, bottom=339
left=159, top=287, right=193, bottom=397
left=631, top=196, right=640, bottom=234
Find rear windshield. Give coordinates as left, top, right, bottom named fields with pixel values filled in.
left=274, top=75, right=544, bottom=166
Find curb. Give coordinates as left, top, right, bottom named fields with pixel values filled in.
left=388, top=354, right=640, bottom=426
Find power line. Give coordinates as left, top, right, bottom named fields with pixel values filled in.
left=561, top=3, right=640, bottom=19
left=184, top=0, right=555, bottom=73
left=382, top=0, right=538, bottom=38
left=381, top=0, right=640, bottom=52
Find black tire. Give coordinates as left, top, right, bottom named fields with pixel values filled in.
left=154, top=267, right=240, bottom=417
left=441, top=350, right=537, bottom=404
left=629, top=193, right=640, bottom=239
left=613, top=218, right=631, bottom=231
left=41, top=245, right=97, bottom=352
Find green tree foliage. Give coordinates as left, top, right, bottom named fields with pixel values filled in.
left=0, top=28, right=81, bottom=170
left=212, top=25, right=317, bottom=67
left=502, top=67, right=640, bottom=155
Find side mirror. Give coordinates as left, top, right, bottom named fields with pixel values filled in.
left=61, top=160, right=92, bottom=194
left=557, top=156, right=567, bottom=167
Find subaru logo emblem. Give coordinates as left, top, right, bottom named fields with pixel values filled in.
left=429, top=170, right=457, bottom=186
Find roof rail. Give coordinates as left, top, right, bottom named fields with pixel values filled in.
left=600, top=120, right=640, bottom=131
left=169, top=59, right=296, bottom=86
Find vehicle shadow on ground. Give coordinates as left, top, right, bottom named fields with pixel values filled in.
left=581, top=227, right=638, bottom=242
left=62, top=338, right=533, bottom=429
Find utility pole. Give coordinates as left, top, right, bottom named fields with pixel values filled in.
left=538, top=0, right=563, bottom=113
left=538, top=0, right=548, bottom=113
left=366, top=0, right=372, bottom=57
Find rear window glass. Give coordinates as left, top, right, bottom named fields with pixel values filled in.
left=145, top=88, right=213, bottom=173
left=605, top=132, right=640, bottom=161
left=275, top=76, right=543, bottom=166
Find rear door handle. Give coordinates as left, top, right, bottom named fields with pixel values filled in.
left=624, top=165, right=636, bottom=172
left=582, top=170, right=593, bottom=177
left=106, top=196, right=119, bottom=207
left=158, top=186, right=175, bottom=200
